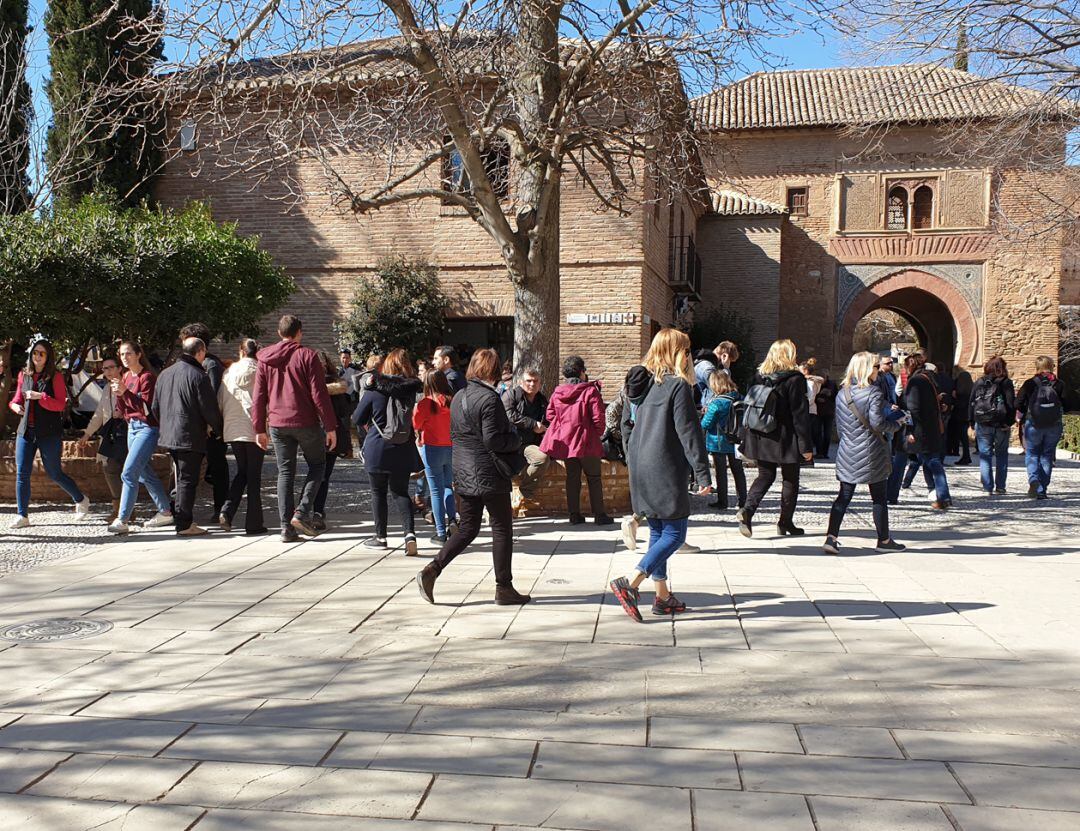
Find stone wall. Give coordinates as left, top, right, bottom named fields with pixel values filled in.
left=513, top=459, right=631, bottom=517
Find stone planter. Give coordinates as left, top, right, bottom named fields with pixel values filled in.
left=514, top=458, right=631, bottom=516
left=0, top=439, right=171, bottom=504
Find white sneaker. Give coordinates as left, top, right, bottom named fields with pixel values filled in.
left=678, top=542, right=701, bottom=553
left=404, top=534, right=419, bottom=557
left=74, top=497, right=91, bottom=520
left=144, top=511, right=175, bottom=528
left=621, top=515, right=638, bottom=551
left=107, top=519, right=131, bottom=535
left=11, top=515, right=29, bottom=529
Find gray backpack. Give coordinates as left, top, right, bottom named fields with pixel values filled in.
left=374, top=393, right=413, bottom=445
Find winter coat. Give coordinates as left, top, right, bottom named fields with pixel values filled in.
left=352, top=374, right=423, bottom=476
left=816, top=378, right=838, bottom=419
left=693, top=350, right=719, bottom=407
left=741, top=370, right=813, bottom=465
left=326, top=379, right=354, bottom=458
left=901, top=370, right=945, bottom=455
left=701, top=392, right=740, bottom=454
left=202, top=352, right=224, bottom=396
left=219, top=357, right=258, bottom=443
left=251, top=339, right=336, bottom=433
left=968, top=375, right=1016, bottom=428
left=805, top=374, right=824, bottom=416
left=834, top=384, right=898, bottom=484
left=622, top=366, right=711, bottom=520
left=151, top=355, right=223, bottom=454
left=450, top=379, right=522, bottom=497
left=444, top=367, right=466, bottom=394
left=502, top=385, right=549, bottom=446
left=540, top=379, right=605, bottom=460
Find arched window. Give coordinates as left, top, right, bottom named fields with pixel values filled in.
left=886, top=186, right=908, bottom=230
left=912, top=185, right=934, bottom=230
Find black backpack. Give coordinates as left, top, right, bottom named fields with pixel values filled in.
left=743, top=377, right=780, bottom=435
left=971, top=378, right=1008, bottom=426
left=723, top=394, right=745, bottom=446
left=1029, top=377, right=1063, bottom=428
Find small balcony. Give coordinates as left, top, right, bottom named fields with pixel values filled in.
left=668, top=235, right=702, bottom=299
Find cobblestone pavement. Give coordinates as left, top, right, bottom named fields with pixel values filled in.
left=0, top=451, right=1077, bottom=829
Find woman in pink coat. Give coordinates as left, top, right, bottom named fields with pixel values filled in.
left=540, top=356, right=612, bottom=525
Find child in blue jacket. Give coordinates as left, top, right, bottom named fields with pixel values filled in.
left=700, top=370, right=746, bottom=510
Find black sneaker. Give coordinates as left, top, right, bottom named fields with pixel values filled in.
left=876, top=539, right=906, bottom=551
left=609, top=576, right=642, bottom=623
left=568, top=513, right=586, bottom=525
left=736, top=508, right=753, bottom=539
left=495, top=585, right=532, bottom=605
left=312, top=513, right=327, bottom=531
left=416, top=564, right=438, bottom=604
left=652, top=594, right=687, bottom=616
left=822, top=535, right=841, bottom=555
left=363, top=536, right=388, bottom=549
left=777, top=524, right=805, bottom=536
left=594, top=514, right=614, bottom=526
left=429, top=533, right=447, bottom=545
left=280, top=526, right=300, bottom=543
left=994, top=489, right=1007, bottom=495
left=291, top=514, right=318, bottom=537
left=1036, top=492, right=1048, bottom=501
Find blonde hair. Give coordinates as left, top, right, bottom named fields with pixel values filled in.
left=708, top=369, right=737, bottom=396
left=842, top=351, right=877, bottom=389
left=758, top=339, right=798, bottom=375
left=643, top=328, right=694, bottom=385
left=1035, top=355, right=1055, bottom=373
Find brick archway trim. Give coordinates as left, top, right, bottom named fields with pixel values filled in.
left=840, top=269, right=979, bottom=365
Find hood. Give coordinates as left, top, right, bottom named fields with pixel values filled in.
left=550, top=379, right=601, bottom=406
left=624, top=365, right=652, bottom=403
left=693, top=349, right=718, bottom=367
left=765, top=369, right=803, bottom=384
left=258, top=339, right=302, bottom=369
left=368, top=373, right=422, bottom=398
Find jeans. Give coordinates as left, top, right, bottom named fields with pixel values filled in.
left=917, top=453, right=951, bottom=503
left=119, top=421, right=170, bottom=522
left=827, top=480, right=890, bottom=542
left=270, top=426, right=326, bottom=524
left=170, top=449, right=204, bottom=532
left=636, top=518, right=688, bottom=581
left=421, top=444, right=456, bottom=536
left=976, top=425, right=1010, bottom=492
left=15, top=428, right=85, bottom=516
left=1024, top=421, right=1062, bottom=495
left=223, top=441, right=266, bottom=532
left=566, top=456, right=605, bottom=517
left=902, top=456, right=935, bottom=491
left=518, top=444, right=549, bottom=497
left=744, top=461, right=800, bottom=526
left=433, top=492, right=514, bottom=587
left=368, top=470, right=414, bottom=538
left=711, top=452, right=746, bottom=509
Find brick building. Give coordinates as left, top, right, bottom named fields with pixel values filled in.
left=155, top=63, right=1075, bottom=390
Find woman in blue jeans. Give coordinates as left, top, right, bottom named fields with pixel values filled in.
left=969, top=356, right=1015, bottom=494
left=108, top=342, right=174, bottom=535
left=413, top=370, right=456, bottom=543
left=8, top=337, right=90, bottom=528
left=609, top=328, right=712, bottom=622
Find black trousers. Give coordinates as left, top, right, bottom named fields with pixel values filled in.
left=314, top=453, right=337, bottom=517
left=743, top=460, right=800, bottom=526
left=711, top=452, right=747, bottom=509
left=170, top=449, right=204, bottom=532
left=827, top=479, right=890, bottom=542
left=565, top=456, right=605, bottom=516
left=223, top=441, right=266, bottom=532
left=368, top=469, right=414, bottom=538
left=204, top=436, right=230, bottom=515
left=816, top=415, right=834, bottom=458
left=433, top=492, right=513, bottom=587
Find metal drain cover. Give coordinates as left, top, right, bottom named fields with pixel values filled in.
left=0, top=618, right=113, bottom=643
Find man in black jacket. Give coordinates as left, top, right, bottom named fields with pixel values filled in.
left=501, top=367, right=549, bottom=503
left=180, top=322, right=229, bottom=517
left=153, top=338, right=224, bottom=535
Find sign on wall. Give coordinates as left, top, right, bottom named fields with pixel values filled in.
left=566, top=312, right=638, bottom=325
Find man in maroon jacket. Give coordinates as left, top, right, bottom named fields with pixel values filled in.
left=252, top=315, right=337, bottom=541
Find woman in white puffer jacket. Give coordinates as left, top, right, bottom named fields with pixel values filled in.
left=217, top=339, right=266, bottom=534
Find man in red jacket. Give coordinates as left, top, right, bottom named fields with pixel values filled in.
left=252, top=315, right=337, bottom=542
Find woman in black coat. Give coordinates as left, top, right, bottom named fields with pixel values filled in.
left=901, top=352, right=951, bottom=509
left=313, top=351, right=355, bottom=530
left=416, top=348, right=531, bottom=607
left=737, top=339, right=814, bottom=538
left=352, top=348, right=423, bottom=553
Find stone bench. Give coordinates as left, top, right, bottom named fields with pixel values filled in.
left=513, top=457, right=631, bottom=516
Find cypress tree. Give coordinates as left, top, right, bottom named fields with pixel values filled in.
left=954, top=23, right=969, bottom=72
left=45, top=0, right=162, bottom=206
left=0, top=0, right=32, bottom=214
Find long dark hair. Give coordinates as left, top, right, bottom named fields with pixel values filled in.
left=120, top=341, right=155, bottom=375
left=423, top=369, right=453, bottom=405
left=26, top=339, right=57, bottom=381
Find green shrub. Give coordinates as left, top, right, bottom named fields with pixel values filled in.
left=1063, top=413, right=1080, bottom=454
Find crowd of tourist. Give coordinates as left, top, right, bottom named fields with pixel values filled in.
left=6, top=315, right=1072, bottom=620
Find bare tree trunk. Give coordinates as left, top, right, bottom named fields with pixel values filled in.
left=513, top=186, right=560, bottom=388
left=0, top=339, right=13, bottom=438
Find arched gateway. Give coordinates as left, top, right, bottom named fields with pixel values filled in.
left=839, top=269, right=980, bottom=370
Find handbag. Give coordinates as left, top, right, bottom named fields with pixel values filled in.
left=97, top=417, right=129, bottom=461
left=461, top=384, right=526, bottom=478
left=844, top=388, right=887, bottom=448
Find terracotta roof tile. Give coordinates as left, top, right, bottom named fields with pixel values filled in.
left=711, top=189, right=787, bottom=215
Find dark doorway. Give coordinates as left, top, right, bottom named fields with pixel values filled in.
left=854, top=288, right=957, bottom=370
left=442, top=317, right=515, bottom=366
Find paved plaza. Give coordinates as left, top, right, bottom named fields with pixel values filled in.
left=0, top=454, right=1079, bottom=829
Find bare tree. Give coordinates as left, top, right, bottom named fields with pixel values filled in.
left=156, top=0, right=829, bottom=381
